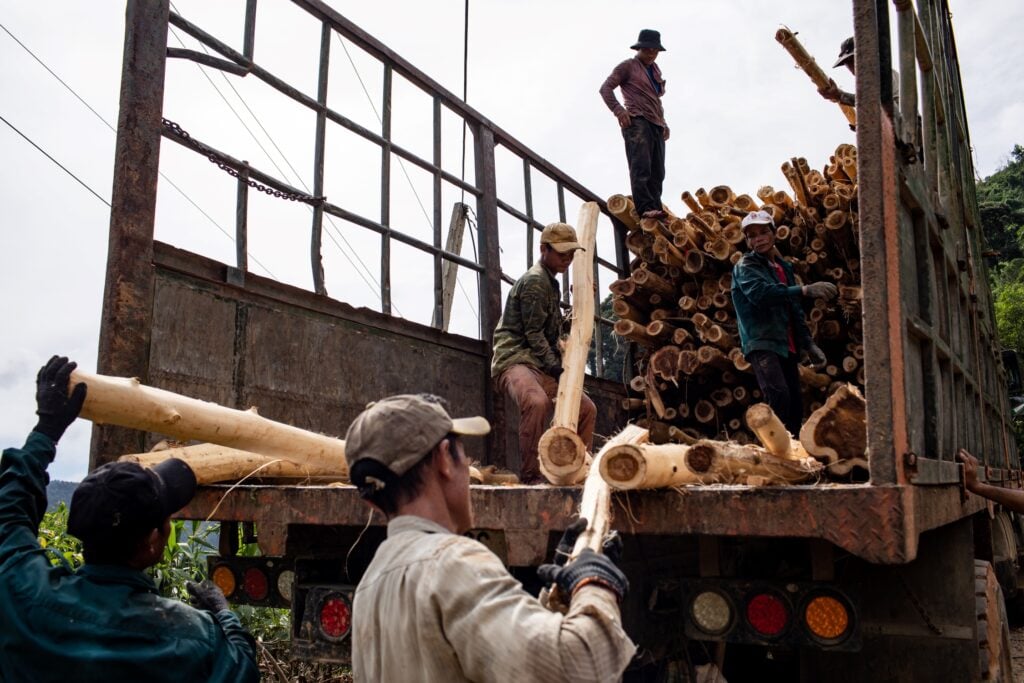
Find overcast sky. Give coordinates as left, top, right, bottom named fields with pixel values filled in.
left=1, top=0, right=1021, bottom=481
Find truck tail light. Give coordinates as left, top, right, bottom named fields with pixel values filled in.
left=690, top=590, right=733, bottom=635
left=277, top=569, right=295, bottom=603
left=803, top=593, right=851, bottom=642
left=211, top=565, right=237, bottom=598
left=243, top=567, right=269, bottom=601
left=745, top=592, right=789, bottom=637
left=317, top=592, right=352, bottom=640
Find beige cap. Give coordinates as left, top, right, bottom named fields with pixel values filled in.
left=540, top=222, right=585, bottom=253
left=344, top=394, right=491, bottom=478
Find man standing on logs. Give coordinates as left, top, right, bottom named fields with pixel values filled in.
left=491, top=222, right=596, bottom=484
left=731, top=211, right=837, bottom=436
left=600, top=29, right=670, bottom=220
left=345, top=394, right=635, bottom=682
left=0, top=356, right=258, bottom=683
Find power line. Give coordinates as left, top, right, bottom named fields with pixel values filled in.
left=0, top=20, right=277, bottom=278
left=0, top=113, right=110, bottom=207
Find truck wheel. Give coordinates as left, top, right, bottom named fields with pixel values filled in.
left=976, top=559, right=1015, bottom=681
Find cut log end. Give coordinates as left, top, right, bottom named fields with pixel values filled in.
left=538, top=426, right=587, bottom=476
left=600, top=445, right=646, bottom=489
left=685, top=444, right=715, bottom=473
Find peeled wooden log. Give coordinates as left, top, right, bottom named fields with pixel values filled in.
left=571, top=425, right=649, bottom=558
left=625, top=230, right=652, bottom=257
left=710, top=387, right=734, bottom=408
left=120, top=444, right=343, bottom=484
left=672, top=328, right=694, bottom=346
left=622, top=397, right=646, bottom=411
left=650, top=345, right=681, bottom=382
left=678, top=349, right=702, bottom=376
left=607, top=194, right=640, bottom=231
left=729, top=347, right=751, bottom=373
left=632, top=267, right=676, bottom=298
left=702, top=324, right=736, bottom=350
left=69, top=369, right=348, bottom=478
left=600, top=442, right=709, bottom=490
left=734, top=195, right=758, bottom=212
left=694, top=399, right=717, bottom=424
left=539, top=202, right=599, bottom=484
left=469, top=464, right=521, bottom=486
left=610, top=278, right=652, bottom=311
left=697, top=345, right=734, bottom=372
left=680, top=191, right=702, bottom=214
left=708, top=185, right=735, bottom=207
left=745, top=403, right=810, bottom=461
left=799, top=383, right=867, bottom=475
left=798, top=364, right=831, bottom=389
left=612, top=298, right=646, bottom=323
left=653, top=235, right=688, bottom=268
left=686, top=439, right=821, bottom=484
left=683, top=249, right=706, bottom=275
left=695, top=187, right=713, bottom=210
left=614, top=319, right=661, bottom=347
left=645, top=320, right=676, bottom=343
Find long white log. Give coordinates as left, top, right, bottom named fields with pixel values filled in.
left=600, top=441, right=708, bottom=490
left=70, top=370, right=348, bottom=478
left=571, top=424, right=648, bottom=559
left=539, top=202, right=599, bottom=484
left=119, top=443, right=344, bottom=484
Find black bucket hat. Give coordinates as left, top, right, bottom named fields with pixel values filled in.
left=68, top=459, right=197, bottom=545
left=631, top=29, right=665, bottom=52
left=834, top=36, right=855, bottom=68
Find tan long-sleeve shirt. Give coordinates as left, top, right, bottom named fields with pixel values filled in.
left=352, top=515, right=636, bottom=682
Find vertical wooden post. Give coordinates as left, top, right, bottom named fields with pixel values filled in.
left=380, top=64, right=393, bottom=314
left=92, top=0, right=170, bottom=468
left=235, top=162, right=249, bottom=277
left=311, top=21, right=330, bottom=296
left=433, top=203, right=467, bottom=331
left=474, top=124, right=504, bottom=465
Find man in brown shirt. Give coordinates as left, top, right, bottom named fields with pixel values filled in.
left=600, top=29, right=670, bottom=220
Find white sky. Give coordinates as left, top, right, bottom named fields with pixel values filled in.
left=1, top=0, right=1021, bottom=481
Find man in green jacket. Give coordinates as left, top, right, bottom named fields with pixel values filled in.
left=0, top=356, right=259, bottom=683
left=731, top=212, right=837, bottom=435
left=491, top=223, right=596, bottom=484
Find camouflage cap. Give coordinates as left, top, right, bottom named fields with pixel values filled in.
left=344, top=394, right=490, bottom=479
left=540, top=222, right=585, bottom=253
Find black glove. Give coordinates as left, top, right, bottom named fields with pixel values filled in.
left=34, top=355, right=87, bottom=443
left=803, top=281, right=838, bottom=301
left=187, top=580, right=230, bottom=613
left=547, top=364, right=564, bottom=380
left=537, top=548, right=629, bottom=603
left=549, top=517, right=587, bottom=567
left=802, top=343, right=828, bottom=368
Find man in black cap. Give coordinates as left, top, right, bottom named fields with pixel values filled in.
left=347, top=393, right=635, bottom=682
left=819, top=36, right=857, bottom=107
left=600, top=29, right=670, bottom=220
left=0, top=356, right=258, bottom=683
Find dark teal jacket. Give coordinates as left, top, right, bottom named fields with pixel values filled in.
left=0, top=432, right=259, bottom=683
left=731, top=251, right=813, bottom=358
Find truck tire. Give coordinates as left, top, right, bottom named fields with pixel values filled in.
left=975, top=559, right=1015, bottom=681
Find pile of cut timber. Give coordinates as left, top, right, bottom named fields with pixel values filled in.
left=608, top=144, right=865, bottom=461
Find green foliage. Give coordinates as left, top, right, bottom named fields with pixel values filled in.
left=992, top=264, right=1024, bottom=353
left=588, top=294, right=628, bottom=382
left=37, top=502, right=83, bottom=570
left=977, top=144, right=1024, bottom=262
left=148, top=519, right=217, bottom=602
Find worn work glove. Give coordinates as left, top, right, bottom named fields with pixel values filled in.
left=538, top=517, right=629, bottom=603
left=187, top=579, right=230, bottom=613
left=802, top=281, right=839, bottom=301
left=34, top=355, right=87, bottom=443
left=802, top=343, right=828, bottom=369
left=537, top=548, right=629, bottom=603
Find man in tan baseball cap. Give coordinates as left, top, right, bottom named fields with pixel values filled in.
left=490, top=222, right=596, bottom=484
left=346, top=393, right=635, bottom=681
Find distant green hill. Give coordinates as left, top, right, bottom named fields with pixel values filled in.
left=46, top=480, right=78, bottom=511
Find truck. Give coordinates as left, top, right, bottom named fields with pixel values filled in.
left=92, top=0, right=1021, bottom=679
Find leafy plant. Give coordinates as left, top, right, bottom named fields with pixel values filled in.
left=37, top=502, right=83, bottom=570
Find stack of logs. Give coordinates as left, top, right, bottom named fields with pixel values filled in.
left=607, top=144, right=865, bottom=457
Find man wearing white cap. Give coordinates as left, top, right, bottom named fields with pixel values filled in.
left=732, top=211, right=838, bottom=435
left=346, top=393, right=635, bottom=682
left=491, top=223, right=597, bottom=484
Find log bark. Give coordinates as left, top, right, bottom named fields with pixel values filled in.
left=607, top=194, right=640, bottom=231
left=685, top=439, right=821, bottom=484
left=799, top=383, right=867, bottom=475
left=70, top=369, right=348, bottom=477
left=539, top=202, right=598, bottom=484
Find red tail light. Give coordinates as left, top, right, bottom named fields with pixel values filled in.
left=243, top=567, right=269, bottom=601
left=318, top=593, right=352, bottom=640
left=746, top=592, right=789, bottom=637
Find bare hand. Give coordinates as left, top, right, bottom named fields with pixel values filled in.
left=957, top=449, right=980, bottom=492
left=616, top=110, right=631, bottom=128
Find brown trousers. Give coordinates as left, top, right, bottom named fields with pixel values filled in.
left=496, top=364, right=596, bottom=481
